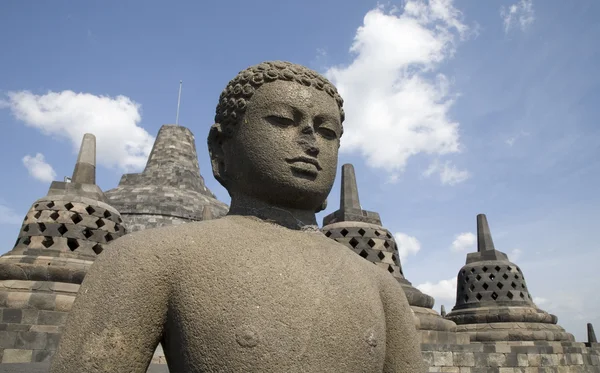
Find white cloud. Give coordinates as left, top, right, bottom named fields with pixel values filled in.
left=532, top=293, right=587, bottom=322
left=325, top=0, right=469, bottom=177
left=0, top=203, right=22, bottom=224
left=423, top=159, right=470, bottom=185
left=22, top=153, right=56, bottom=183
left=533, top=296, right=547, bottom=306
left=505, top=130, right=530, bottom=147
left=3, top=90, right=154, bottom=172
left=394, top=232, right=421, bottom=263
left=417, top=277, right=457, bottom=302
left=510, top=248, right=523, bottom=261
left=451, top=232, right=476, bottom=252
left=500, top=0, right=535, bottom=33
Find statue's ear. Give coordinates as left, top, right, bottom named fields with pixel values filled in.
left=207, top=123, right=228, bottom=188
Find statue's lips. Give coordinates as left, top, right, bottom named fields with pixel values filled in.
left=286, top=157, right=322, bottom=172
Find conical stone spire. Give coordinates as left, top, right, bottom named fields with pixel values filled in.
left=105, top=124, right=228, bottom=233
left=463, top=214, right=509, bottom=264
left=71, top=133, right=96, bottom=185
left=323, top=164, right=381, bottom=226
left=588, top=323, right=598, bottom=345
left=0, top=133, right=126, bottom=363
left=340, top=163, right=361, bottom=211
left=477, top=214, right=495, bottom=252
left=446, top=214, right=574, bottom=342
left=322, top=164, right=461, bottom=344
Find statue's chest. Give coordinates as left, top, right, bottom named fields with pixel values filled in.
left=167, top=245, right=387, bottom=371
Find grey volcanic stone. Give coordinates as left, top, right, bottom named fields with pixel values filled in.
left=71, top=134, right=96, bottom=185
left=589, top=323, right=598, bottom=345
left=0, top=134, right=125, bottom=363
left=50, top=61, right=424, bottom=372
left=322, top=164, right=382, bottom=225
left=0, top=363, right=169, bottom=373
left=446, top=214, right=574, bottom=342
left=321, top=163, right=457, bottom=344
left=105, top=125, right=228, bottom=232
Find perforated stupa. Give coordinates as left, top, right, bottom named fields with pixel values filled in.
left=0, top=134, right=126, bottom=363
left=321, top=164, right=461, bottom=344
left=445, top=214, right=574, bottom=342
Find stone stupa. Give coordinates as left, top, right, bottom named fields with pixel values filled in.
left=0, top=134, right=126, bottom=363
left=105, top=124, right=228, bottom=232
left=321, top=164, right=462, bottom=344
left=445, top=214, right=574, bottom=342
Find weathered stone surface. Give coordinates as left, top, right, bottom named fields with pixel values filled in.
left=421, top=340, right=600, bottom=372
left=588, top=324, right=598, bottom=345
left=0, top=134, right=125, bottom=362
left=50, top=61, right=424, bottom=373
left=321, top=163, right=457, bottom=345
left=446, top=214, right=574, bottom=343
left=322, top=164, right=382, bottom=225
left=70, top=134, right=96, bottom=185
left=1, top=66, right=598, bottom=373
left=0, top=363, right=169, bottom=372
left=105, top=124, right=228, bottom=233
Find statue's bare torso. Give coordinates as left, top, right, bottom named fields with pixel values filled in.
left=50, top=61, right=424, bottom=372
left=50, top=216, right=423, bottom=372
left=164, top=216, right=387, bottom=372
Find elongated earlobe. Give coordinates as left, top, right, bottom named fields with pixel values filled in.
left=207, top=123, right=228, bottom=188
left=316, top=199, right=327, bottom=213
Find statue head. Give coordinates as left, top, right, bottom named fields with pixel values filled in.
left=208, top=61, right=345, bottom=212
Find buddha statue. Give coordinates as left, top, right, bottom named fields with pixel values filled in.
left=49, top=61, right=424, bottom=373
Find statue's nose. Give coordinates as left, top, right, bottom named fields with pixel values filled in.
left=299, top=126, right=319, bottom=156
left=306, top=145, right=319, bottom=157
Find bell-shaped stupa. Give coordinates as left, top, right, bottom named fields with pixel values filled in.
left=445, top=214, right=574, bottom=342
left=105, top=124, right=228, bottom=232
left=0, top=134, right=126, bottom=363
left=321, top=164, right=461, bottom=344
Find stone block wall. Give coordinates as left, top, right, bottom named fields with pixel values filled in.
left=422, top=341, right=600, bottom=372
left=0, top=280, right=79, bottom=364
left=121, top=214, right=201, bottom=233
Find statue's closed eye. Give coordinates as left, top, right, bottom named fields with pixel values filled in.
left=266, top=116, right=296, bottom=127
left=317, top=127, right=338, bottom=140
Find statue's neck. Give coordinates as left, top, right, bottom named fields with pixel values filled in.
left=228, top=194, right=319, bottom=231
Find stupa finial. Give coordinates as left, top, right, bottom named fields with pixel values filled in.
left=71, top=133, right=96, bottom=185
left=340, top=164, right=361, bottom=211
left=476, top=214, right=495, bottom=252
left=440, top=305, right=446, bottom=317
left=588, top=323, right=598, bottom=344
left=322, top=163, right=381, bottom=226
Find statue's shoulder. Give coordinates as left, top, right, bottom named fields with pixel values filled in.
left=99, top=219, right=236, bottom=271
left=113, top=216, right=254, bottom=253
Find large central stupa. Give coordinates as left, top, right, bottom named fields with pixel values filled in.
left=105, top=124, right=228, bottom=232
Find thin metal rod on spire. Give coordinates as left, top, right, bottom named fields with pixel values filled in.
left=175, top=80, right=183, bottom=125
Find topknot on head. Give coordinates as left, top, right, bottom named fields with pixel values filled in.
left=214, top=61, right=345, bottom=130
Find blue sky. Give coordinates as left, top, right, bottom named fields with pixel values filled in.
left=1, top=0, right=598, bottom=342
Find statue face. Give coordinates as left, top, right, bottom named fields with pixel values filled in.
left=222, top=79, right=342, bottom=210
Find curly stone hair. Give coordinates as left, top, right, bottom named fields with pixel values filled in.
left=214, top=61, right=345, bottom=135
